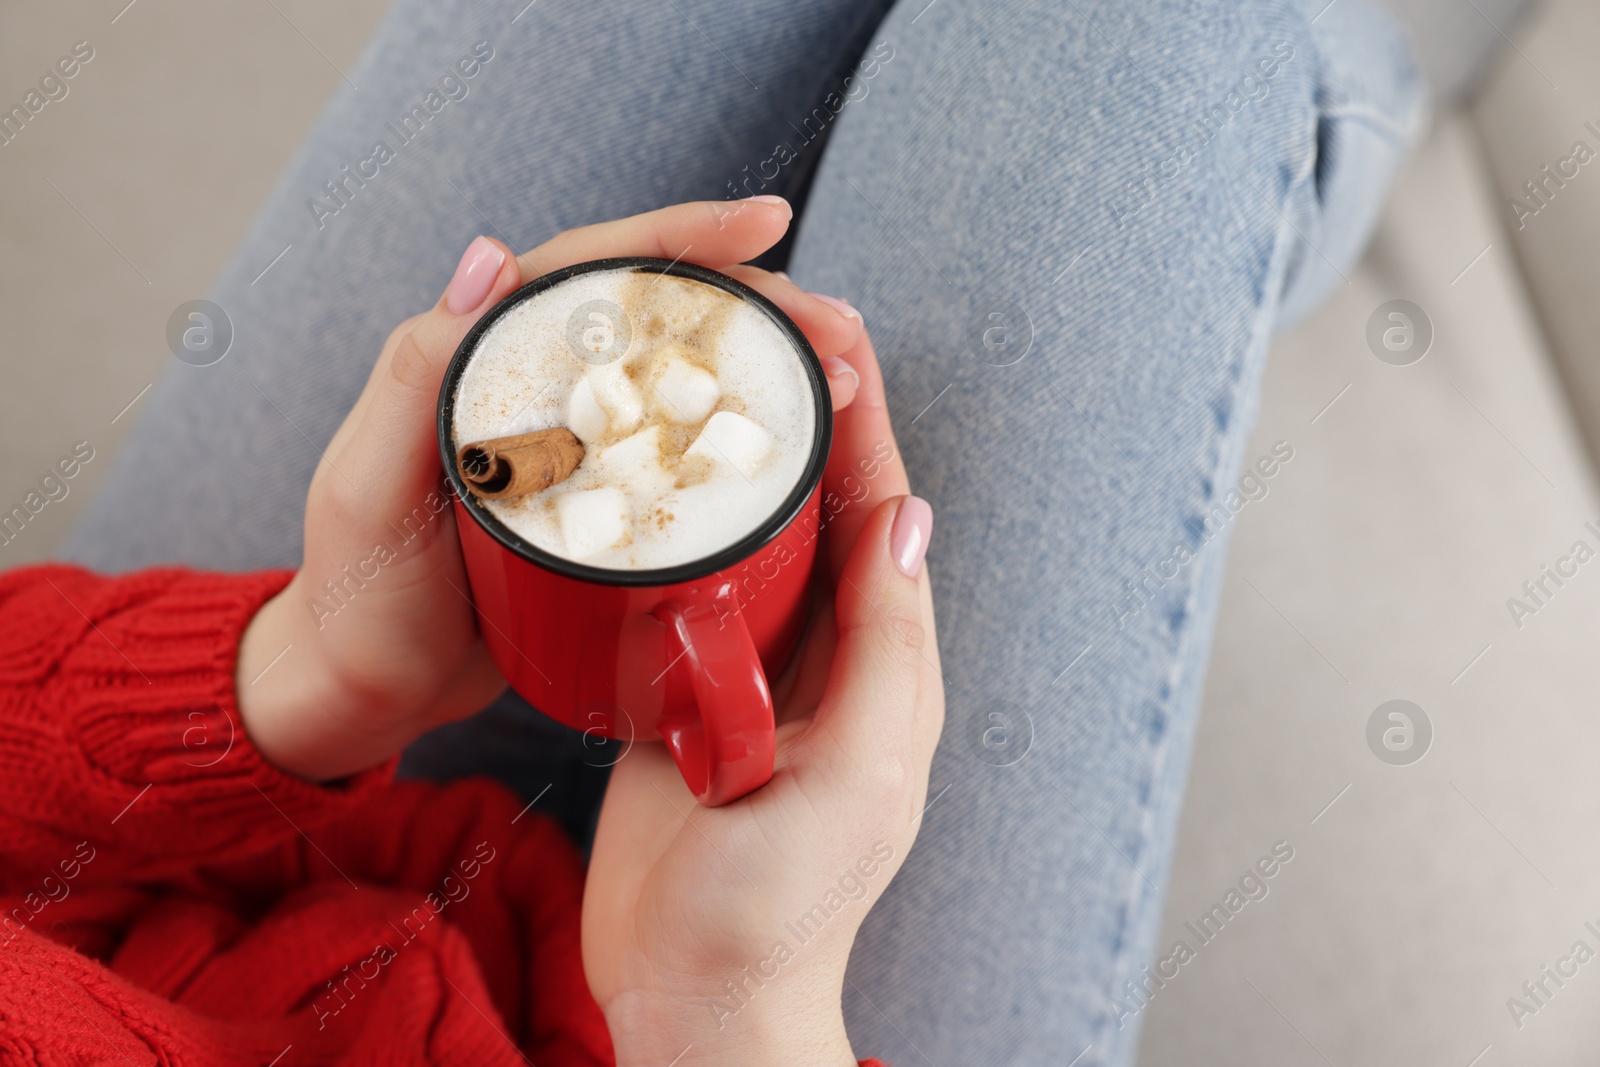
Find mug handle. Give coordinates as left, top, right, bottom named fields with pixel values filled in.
left=654, top=596, right=775, bottom=807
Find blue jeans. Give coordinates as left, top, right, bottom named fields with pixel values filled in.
left=64, top=0, right=1426, bottom=1062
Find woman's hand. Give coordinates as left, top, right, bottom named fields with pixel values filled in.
left=584, top=326, right=943, bottom=1067
left=236, top=197, right=869, bottom=782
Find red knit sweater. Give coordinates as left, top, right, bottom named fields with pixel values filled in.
left=0, top=565, right=885, bottom=1066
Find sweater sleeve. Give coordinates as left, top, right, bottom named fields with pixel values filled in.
left=0, top=563, right=394, bottom=890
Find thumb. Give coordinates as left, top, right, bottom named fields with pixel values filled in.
left=808, top=494, right=938, bottom=781
left=329, top=235, right=522, bottom=516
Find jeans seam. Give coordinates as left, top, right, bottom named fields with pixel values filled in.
left=1087, top=113, right=1316, bottom=1067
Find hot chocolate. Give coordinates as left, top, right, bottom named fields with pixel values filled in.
left=450, top=265, right=817, bottom=570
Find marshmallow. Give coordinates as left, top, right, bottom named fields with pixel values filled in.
left=685, top=411, right=773, bottom=480
left=601, top=424, right=664, bottom=471
left=600, top=425, right=675, bottom=498
left=556, top=487, right=628, bottom=561
left=567, top=378, right=609, bottom=443
left=587, top=363, right=643, bottom=433
left=652, top=356, right=721, bottom=424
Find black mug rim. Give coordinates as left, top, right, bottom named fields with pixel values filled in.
left=436, top=256, right=834, bottom=589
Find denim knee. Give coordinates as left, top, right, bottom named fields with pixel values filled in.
left=1082, top=0, right=1425, bottom=331
left=1276, top=0, right=1430, bottom=327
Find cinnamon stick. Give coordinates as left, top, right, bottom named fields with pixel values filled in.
left=456, top=428, right=585, bottom=499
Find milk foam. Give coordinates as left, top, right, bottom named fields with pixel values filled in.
left=451, top=267, right=816, bottom=570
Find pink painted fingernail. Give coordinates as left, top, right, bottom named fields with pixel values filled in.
left=809, top=292, right=862, bottom=324
left=821, top=356, right=859, bottom=390
left=445, top=236, right=505, bottom=314
left=891, top=496, right=933, bottom=578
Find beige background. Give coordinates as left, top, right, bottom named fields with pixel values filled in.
left=0, top=0, right=388, bottom=564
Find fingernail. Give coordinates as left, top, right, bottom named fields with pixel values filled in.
left=445, top=236, right=505, bottom=315
left=743, top=194, right=792, bottom=217
left=773, top=271, right=792, bottom=282
left=810, top=292, right=862, bottom=324
left=821, top=356, right=859, bottom=390
left=891, top=496, right=933, bottom=578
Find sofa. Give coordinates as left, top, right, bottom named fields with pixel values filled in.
left=1140, top=0, right=1600, bottom=1062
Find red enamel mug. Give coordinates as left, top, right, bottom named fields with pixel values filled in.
left=436, top=257, right=832, bottom=806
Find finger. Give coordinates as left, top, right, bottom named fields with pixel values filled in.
left=909, top=557, right=943, bottom=776
left=517, top=198, right=793, bottom=282
left=584, top=743, right=693, bottom=938
left=328, top=236, right=523, bottom=522
left=717, top=264, right=864, bottom=361
left=322, top=311, right=425, bottom=461
left=822, top=330, right=911, bottom=584
left=803, top=495, right=939, bottom=785
left=823, top=359, right=859, bottom=412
